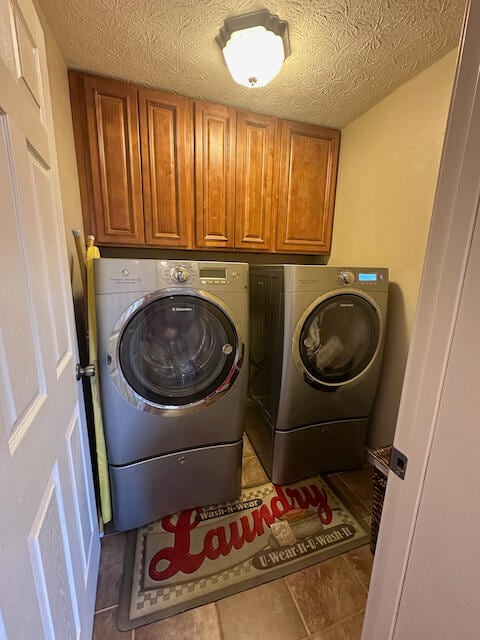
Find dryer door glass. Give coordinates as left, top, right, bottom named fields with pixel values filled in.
left=299, top=294, right=380, bottom=385
left=119, top=295, right=238, bottom=406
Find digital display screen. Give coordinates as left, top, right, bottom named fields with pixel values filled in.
left=199, top=268, right=227, bottom=279
left=359, top=273, right=377, bottom=282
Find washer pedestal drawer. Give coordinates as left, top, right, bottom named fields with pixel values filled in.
left=110, top=440, right=242, bottom=531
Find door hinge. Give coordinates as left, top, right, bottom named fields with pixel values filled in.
left=389, top=446, right=408, bottom=480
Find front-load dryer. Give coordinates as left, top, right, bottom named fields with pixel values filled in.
left=95, top=258, right=248, bottom=530
left=247, top=265, right=388, bottom=484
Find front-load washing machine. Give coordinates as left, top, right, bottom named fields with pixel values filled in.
left=247, top=265, right=388, bottom=484
left=95, top=258, right=248, bottom=531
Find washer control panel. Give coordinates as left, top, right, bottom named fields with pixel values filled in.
left=156, top=261, right=247, bottom=290
left=199, top=265, right=231, bottom=286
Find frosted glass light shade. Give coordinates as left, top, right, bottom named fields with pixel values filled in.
left=222, top=26, right=285, bottom=88
left=216, top=10, right=290, bottom=89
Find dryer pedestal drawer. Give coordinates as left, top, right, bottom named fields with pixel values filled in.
left=110, top=440, right=242, bottom=531
left=271, top=418, right=368, bottom=485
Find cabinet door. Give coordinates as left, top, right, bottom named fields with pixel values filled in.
left=195, top=101, right=236, bottom=248
left=69, top=72, right=144, bottom=245
left=276, top=121, right=340, bottom=254
left=235, top=111, right=277, bottom=251
left=139, top=90, right=194, bottom=247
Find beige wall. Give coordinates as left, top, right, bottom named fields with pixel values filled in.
left=329, top=50, right=458, bottom=447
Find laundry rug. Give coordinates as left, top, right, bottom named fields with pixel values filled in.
left=117, top=475, right=370, bottom=630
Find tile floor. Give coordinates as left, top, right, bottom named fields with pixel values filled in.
left=92, top=438, right=374, bottom=640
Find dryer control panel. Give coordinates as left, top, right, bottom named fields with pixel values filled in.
left=336, top=268, right=388, bottom=290
left=283, top=265, right=388, bottom=293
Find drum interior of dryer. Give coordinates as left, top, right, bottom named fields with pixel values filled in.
left=299, top=293, right=380, bottom=387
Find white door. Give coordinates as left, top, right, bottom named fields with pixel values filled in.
left=0, top=0, right=100, bottom=638
left=363, top=0, right=480, bottom=637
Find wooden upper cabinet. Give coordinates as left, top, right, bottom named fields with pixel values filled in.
left=235, top=111, right=277, bottom=251
left=139, top=90, right=194, bottom=248
left=69, top=71, right=341, bottom=254
left=195, top=101, right=236, bottom=249
left=69, top=72, right=145, bottom=245
left=276, top=120, right=340, bottom=254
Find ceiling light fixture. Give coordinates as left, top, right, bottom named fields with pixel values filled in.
left=216, top=9, right=290, bottom=89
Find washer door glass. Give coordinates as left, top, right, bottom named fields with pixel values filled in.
left=299, top=293, right=380, bottom=385
left=119, top=295, right=238, bottom=406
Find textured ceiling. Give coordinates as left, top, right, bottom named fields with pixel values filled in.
left=38, top=0, right=465, bottom=128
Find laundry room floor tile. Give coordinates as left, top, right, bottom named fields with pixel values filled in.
left=241, top=455, right=269, bottom=488
left=92, top=607, right=132, bottom=639
left=242, top=433, right=256, bottom=459
left=344, top=545, right=374, bottom=591
left=95, top=532, right=127, bottom=611
left=325, top=474, right=370, bottom=518
left=216, top=579, right=307, bottom=640
left=134, top=603, right=222, bottom=640
left=285, top=555, right=367, bottom=634
left=308, top=611, right=365, bottom=640
left=337, top=466, right=374, bottom=514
